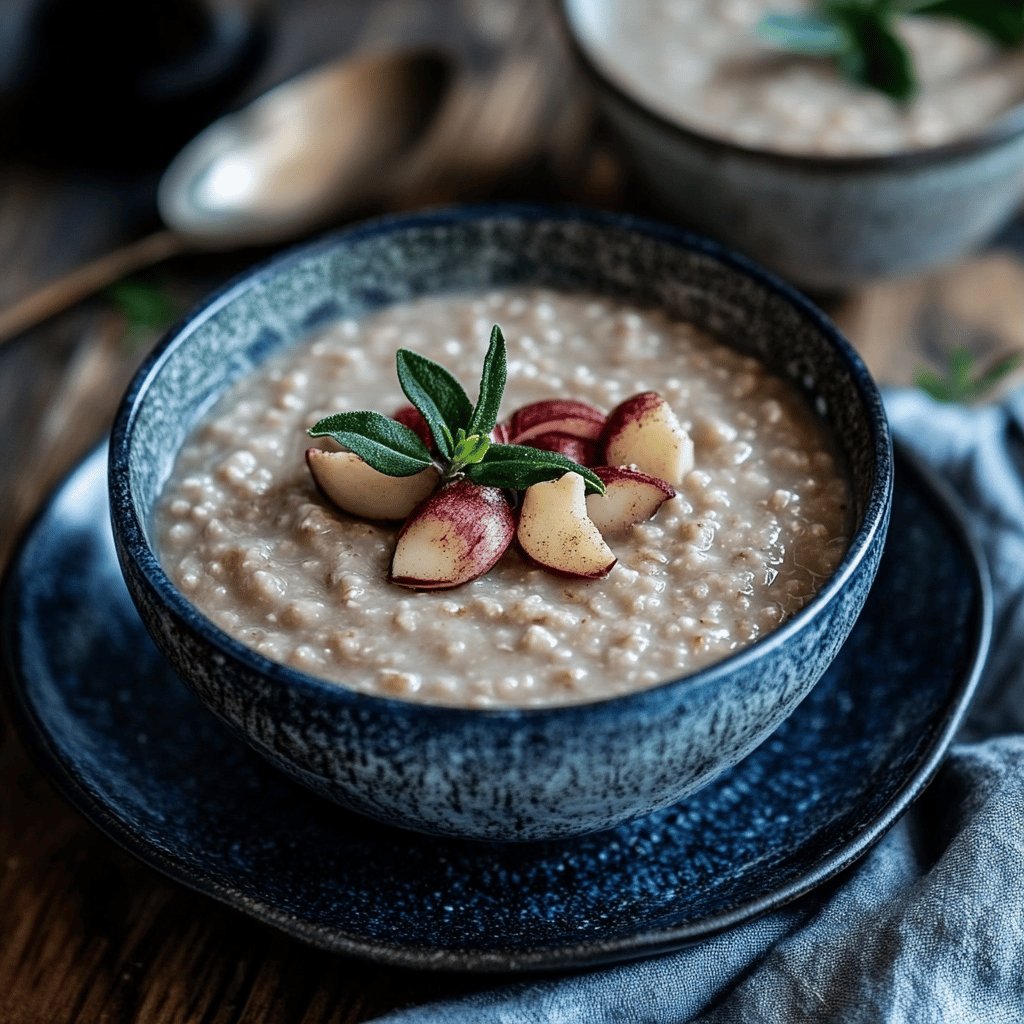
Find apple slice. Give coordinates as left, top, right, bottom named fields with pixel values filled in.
left=392, top=404, right=434, bottom=450
left=517, top=472, right=616, bottom=579
left=601, top=392, right=694, bottom=486
left=306, top=449, right=440, bottom=521
left=390, top=481, right=515, bottom=589
left=505, top=399, right=606, bottom=444
left=585, top=466, right=675, bottom=536
left=525, top=431, right=599, bottom=467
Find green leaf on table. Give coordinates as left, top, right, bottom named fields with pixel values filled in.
left=467, top=324, right=508, bottom=437
left=106, top=279, right=182, bottom=349
left=396, top=349, right=472, bottom=459
left=465, top=444, right=606, bottom=495
left=915, top=347, right=1024, bottom=403
left=307, top=410, right=434, bottom=476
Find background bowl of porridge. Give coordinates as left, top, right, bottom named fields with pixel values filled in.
left=109, top=206, right=892, bottom=841
left=560, top=0, right=1024, bottom=290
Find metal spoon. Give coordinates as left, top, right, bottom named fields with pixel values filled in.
left=0, top=48, right=452, bottom=345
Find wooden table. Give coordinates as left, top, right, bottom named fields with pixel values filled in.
left=1, top=2, right=1022, bottom=1020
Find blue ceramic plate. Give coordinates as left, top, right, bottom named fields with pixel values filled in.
left=3, top=444, right=989, bottom=973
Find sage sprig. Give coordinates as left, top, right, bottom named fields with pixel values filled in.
left=757, top=1, right=1024, bottom=101
left=308, top=325, right=606, bottom=495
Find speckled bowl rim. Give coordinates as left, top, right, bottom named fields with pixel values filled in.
left=109, top=203, right=893, bottom=725
left=554, top=0, right=1024, bottom=173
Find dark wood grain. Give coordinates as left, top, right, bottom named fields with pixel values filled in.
left=1, top=1, right=1022, bottom=1021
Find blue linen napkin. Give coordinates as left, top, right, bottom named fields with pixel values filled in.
left=371, top=389, right=1024, bottom=1023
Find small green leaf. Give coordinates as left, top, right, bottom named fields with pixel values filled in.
left=915, top=347, right=1023, bottom=404
left=106, top=279, right=181, bottom=332
left=755, top=11, right=851, bottom=54
left=467, top=325, right=508, bottom=437
left=308, top=411, right=434, bottom=476
left=451, top=432, right=491, bottom=468
left=396, top=349, right=473, bottom=459
left=466, top=444, right=606, bottom=495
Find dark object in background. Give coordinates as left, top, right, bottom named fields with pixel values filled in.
left=1, top=0, right=270, bottom=169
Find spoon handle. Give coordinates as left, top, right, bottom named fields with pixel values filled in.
left=0, top=229, right=188, bottom=346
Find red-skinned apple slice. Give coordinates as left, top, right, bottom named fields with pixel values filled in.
left=390, top=481, right=515, bottom=589
left=585, top=466, right=675, bottom=535
left=517, top=472, right=616, bottom=579
left=392, top=404, right=434, bottom=450
left=306, top=449, right=440, bottom=522
left=524, top=431, right=599, bottom=466
left=505, top=399, right=606, bottom=444
left=601, top=392, right=694, bottom=486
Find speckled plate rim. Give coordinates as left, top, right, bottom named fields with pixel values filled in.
left=2, top=443, right=990, bottom=973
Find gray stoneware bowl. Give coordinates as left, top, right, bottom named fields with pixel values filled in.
left=109, top=206, right=893, bottom=842
left=559, top=0, right=1024, bottom=291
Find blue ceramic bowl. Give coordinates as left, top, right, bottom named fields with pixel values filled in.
left=559, top=0, right=1024, bottom=291
left=109, top=206, right=892, bottom=841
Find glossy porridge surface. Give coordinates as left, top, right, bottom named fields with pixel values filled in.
left=156, top=289, right=851, bottom=707
left=569, top=0, right=1024, bottom=155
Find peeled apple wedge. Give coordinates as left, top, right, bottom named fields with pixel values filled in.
left=306, top=448, right=440, bottom=521
left=517, top=472, right=616, bottom=579
left=600, top=391, right=694, bottom=487
left=585, top=466, right=675, bottom=536
left=390, top=481, right=515, bottom=589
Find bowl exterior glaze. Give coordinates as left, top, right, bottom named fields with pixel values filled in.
left=560, top=2, right=1024, bottom=291
left=110, top=206, right=892, bottom=841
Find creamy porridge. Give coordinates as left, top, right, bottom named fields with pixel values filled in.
left=569, top=0, right=1024, bottom=155
left=156, top=289, right=851, bottom=708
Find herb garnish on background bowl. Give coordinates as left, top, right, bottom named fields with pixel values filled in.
left=758, top=1, right=1024, bottom=100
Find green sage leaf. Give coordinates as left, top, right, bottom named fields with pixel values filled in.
left=467, top=324, right=508, bottom=437
left=465, top=443, right=605, bottom=495
left=308, top=411, right=434, bottom=476
left=396, top=349, right=473, bottom=459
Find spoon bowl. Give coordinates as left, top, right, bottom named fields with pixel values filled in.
left=159, top=49, right=453, bottom=247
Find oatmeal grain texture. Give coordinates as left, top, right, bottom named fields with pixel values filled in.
left=156, top=290, right=850, bottom=707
